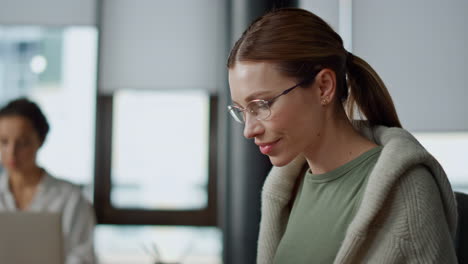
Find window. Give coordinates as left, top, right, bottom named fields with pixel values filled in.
left=94, top=91, right=218, bottom=226
left=414, top=132, right=468, bottom=193
left=111, top=90, right=210, bottom=210
left=95, top=225, right=221, bottom=264
left=0, top=26, right=97, bottom=198
left=93, top=0, right=223, bottom=261
left=1, top=2, right=223, bottom=262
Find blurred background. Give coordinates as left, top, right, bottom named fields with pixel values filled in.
left=0, top=0, right=466, bottom=263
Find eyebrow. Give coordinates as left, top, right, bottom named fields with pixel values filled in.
left=232, top=91, right=273, bottom=106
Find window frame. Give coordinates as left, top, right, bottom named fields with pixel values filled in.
left=93, top=93, right=218, bottom=226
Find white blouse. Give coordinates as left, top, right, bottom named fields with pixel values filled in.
left=0, top=171, right=96, bottom=264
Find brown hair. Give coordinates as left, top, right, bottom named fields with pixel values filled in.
left=0, top=97, right=50, bottom=144
left=227, top=8, right=402, bottom=128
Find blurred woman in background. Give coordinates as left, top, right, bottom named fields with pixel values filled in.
left=0, top=97, right=96, bottom=264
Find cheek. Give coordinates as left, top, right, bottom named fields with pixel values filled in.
left=266, top=109, right=295, bottom=132
left=16, top=147, right=39, bottom=160
left=24, top=148, right=38, bottom=157
left=271, top=100, right=319, bottom=128
left=270, top=103, right=324, bottom=149
left=264, top=114, right=301, bottom=146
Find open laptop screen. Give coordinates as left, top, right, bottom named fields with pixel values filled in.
left=0, top=212, right=64, bottom=264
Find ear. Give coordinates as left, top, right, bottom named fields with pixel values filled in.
left=315, top=68, right=337, bottom=105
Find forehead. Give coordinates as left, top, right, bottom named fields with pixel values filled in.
left=228, top=61, right=291, bottom=104
left=229, top=61, right=276, bottom=80
left=0, top=116, right=35, bottom=135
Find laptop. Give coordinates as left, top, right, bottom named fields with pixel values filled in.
left=0, top=212, right=64, bottom=264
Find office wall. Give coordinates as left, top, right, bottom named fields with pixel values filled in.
left=98, top=0, right=227, bottom=93
left=353, top=0, right=468, bottom=131
left=300, top=0, right=340, bottom=30
left=301, top=0, right=468, bottom=131
left=0, top=0, right=96, bottom=26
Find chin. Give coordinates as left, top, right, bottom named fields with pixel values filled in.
left=268, top=155, right=295, bottom=167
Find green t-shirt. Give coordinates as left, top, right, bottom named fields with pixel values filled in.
left=273, top=146, right=382, bottom=264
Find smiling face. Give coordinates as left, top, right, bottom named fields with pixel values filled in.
left=0, top=115, right=42, bottom=173
left=229, top=61, right=329, bottom=166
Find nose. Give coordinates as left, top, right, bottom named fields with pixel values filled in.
left=243, top=114, right=264, bottom=139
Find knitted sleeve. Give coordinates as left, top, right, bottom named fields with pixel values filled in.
left=401, top=165, right=458, bottom=263
left=354, top=165, right=458, bottom=264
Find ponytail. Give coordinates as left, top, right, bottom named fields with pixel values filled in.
left=345, top=53, right=402, bottom=128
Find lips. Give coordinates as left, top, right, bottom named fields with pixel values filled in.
left=257, top=139, right=280, bottom=155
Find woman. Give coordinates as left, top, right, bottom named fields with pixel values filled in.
left=0, top=98, right=96, bottom=264
left=227, top=8, right=458, bottom=264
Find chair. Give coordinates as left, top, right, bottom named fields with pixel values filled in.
left=455, top=191, right=468, bottom=263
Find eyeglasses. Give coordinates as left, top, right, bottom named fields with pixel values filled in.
left=227, top=75, right=317, bottom=124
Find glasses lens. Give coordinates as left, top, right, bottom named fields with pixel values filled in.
left=228, top=106, right=245, bottom=123
left=249, top=100, right=270, bottom=120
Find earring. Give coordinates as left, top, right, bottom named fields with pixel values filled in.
left=321, top=97, right=328, bottom=105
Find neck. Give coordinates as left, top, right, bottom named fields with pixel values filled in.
left=8, top=166, right=43, bottom=190
left=304, top=109, right=377, bottom=174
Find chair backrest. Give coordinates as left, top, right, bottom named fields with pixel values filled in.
left=455, top=191, right=468, bottom=263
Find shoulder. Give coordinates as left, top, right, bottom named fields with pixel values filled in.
left=389, top=158, right=456, bottom=234
left=397, top=165, right=450, bottom=222
left=376, top=165, right=453, bottom=237
left=386, top=165, right=446, bottom=214
left=347, top=165, right=458, bottom=262
left=395, top=166, right=439, bottom=207
left=362, top=124, right=455, bottom=221
left=43, top=173, right=91, bottom=206
left=45, top=174, right=82, bottom=195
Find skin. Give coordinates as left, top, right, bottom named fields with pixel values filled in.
left=229, top=61, right=377, bottom=173
left=0, top=115, right=44, bottom=210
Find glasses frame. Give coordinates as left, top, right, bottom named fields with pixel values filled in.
left=227, top=73, right=318, bottom=124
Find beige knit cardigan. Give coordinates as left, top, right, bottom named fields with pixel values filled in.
left=257, top=124, right=458, bottom=263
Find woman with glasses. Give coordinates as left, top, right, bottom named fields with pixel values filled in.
left=0, top=98, right=96, bottom=264
left=227, top=8, right=457, bottom=264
